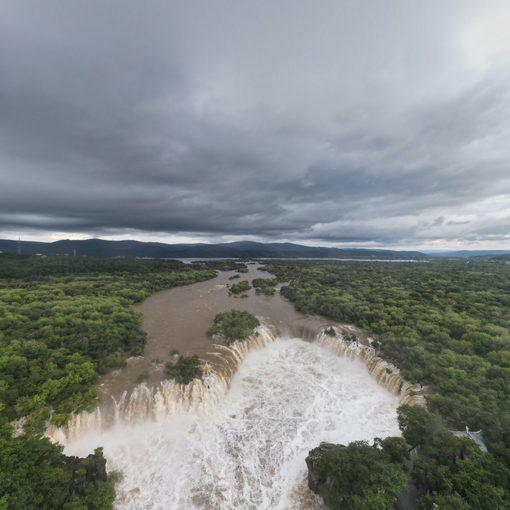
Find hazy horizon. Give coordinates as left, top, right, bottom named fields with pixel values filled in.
left=2, top=235, right=510, bottom=254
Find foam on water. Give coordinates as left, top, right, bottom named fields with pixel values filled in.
left=64, top=338, right=400, bottom=510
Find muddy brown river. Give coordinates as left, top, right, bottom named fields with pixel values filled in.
left=99, top=264, right=356, bottom=400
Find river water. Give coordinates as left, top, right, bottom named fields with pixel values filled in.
left=65, top=338, right=400, bottom=510
left=61, top=264, right=401, bottom=509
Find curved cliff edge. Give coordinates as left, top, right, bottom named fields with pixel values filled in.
left=46, top=324, right=279, bottom=443
left=308, top=327, right=428, bottom=510
left=46, top=323, right=426, bottom=445
left=316, top=327, right=427, bottom=407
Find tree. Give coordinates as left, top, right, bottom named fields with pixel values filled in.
left=207, top=310, right=260, bottom=343
left=306, top=441, right=409, bottom=510
left=165, top=355, right=202, bottom=385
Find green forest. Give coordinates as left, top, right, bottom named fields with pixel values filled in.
left=0, top=254, right=216, bottom=509
left=307, top=405, right=509, bottom=510
left=265, top=259, right=510, bottom=508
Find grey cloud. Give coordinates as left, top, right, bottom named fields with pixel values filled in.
left=1, top=0, right=510, bottom=248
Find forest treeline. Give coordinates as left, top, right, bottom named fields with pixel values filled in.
left=265, top=259, right=510, bottom=508
left=0, top=254, right=217, bottom=509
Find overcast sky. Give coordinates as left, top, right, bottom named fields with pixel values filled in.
left=1, top=1, right=510, bottom=250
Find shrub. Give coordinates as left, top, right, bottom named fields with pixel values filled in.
left=165, top=355, right=201, bottom=385
left=252, top=278, right=278, bottom=295
left=229, top=281, right=251, bottom=294
left=136, top=370, right=149, bottom=383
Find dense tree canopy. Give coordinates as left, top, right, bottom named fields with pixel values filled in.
left=165, top=355, right=202, bottom=385
left=306, top=440, right=409, bottom=510
left=307, top=405, right=510, bottom=509
left=207, top=310, right=260, bottom=343
left=0, top=256, right=215, bottom=432
left=228, top=280, right=251, bottom=295
left=0, top=424, right=115, bottom=510
left=0, top=255, right=216, bottom=509
left=398, top=406, right=510, bottom=509
left=252, top=278, right=278, bottom=295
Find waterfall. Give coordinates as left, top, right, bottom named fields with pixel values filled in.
left=316, top=328, right=427, bottom=407
left=46, top=325, right=278, bottom=444
left=47, top=323, right=426, bottom=445
left=63, top=337, right=401, bottom=510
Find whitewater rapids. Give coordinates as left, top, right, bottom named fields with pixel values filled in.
left=64, top=337, right=400, bottom=509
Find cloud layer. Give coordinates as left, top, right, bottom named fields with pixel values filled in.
left=1, top=0, right=510, bottom=248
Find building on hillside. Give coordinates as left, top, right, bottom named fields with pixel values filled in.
left=451, top=427, right=488, bottom=452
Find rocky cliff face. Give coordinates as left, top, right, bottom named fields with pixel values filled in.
left=305, top=439, right=410, bottom=510
left=305, top=442, right=339, bottom=495
left=61, top=447, right=109, bottom=494
left=306, top=442, right=355, bottom=510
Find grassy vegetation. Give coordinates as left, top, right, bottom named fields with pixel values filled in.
left=265, top=260, right=510, bottom=507
left=0, top=254, right=216, bottom=509
left=136, top=370, right=149, bottom=383
left=207, top=310, right=260, bottom=343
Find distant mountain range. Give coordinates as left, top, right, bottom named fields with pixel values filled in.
left=0, top=239, right=428, bottom=259
left=1, top=239, right=508, bottom=260
left=427, top=250, right=510, bottom=257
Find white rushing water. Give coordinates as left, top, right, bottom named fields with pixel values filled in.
left=64, top=337, right=400, bottom=510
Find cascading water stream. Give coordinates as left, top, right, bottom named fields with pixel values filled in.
left=63, top=336, right=402, bottom=510
left=48, top=325, right=425, bottom=445
left=316, top=329, right=426, bottom=407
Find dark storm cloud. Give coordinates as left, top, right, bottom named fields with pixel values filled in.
left=1, top=0, right=510, bottom=247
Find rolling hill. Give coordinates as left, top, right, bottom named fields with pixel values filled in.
left=0, top=239, right=428, bottom=259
